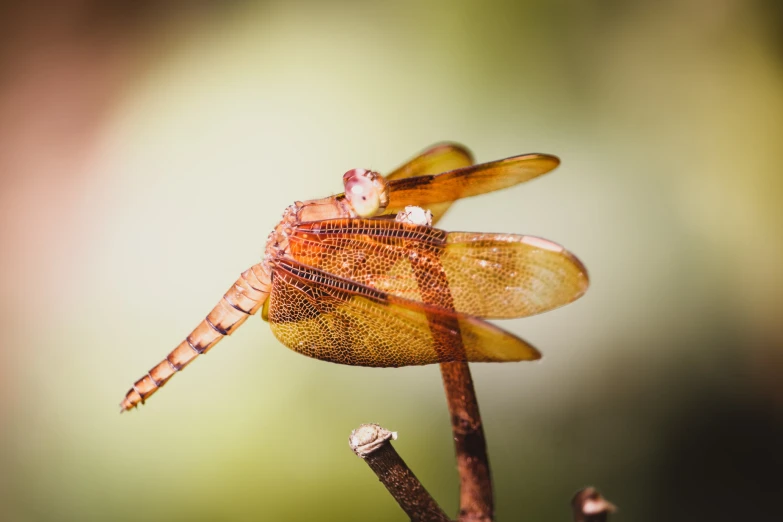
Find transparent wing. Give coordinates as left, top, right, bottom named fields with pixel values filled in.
left=384, top=142, right=474, bottom=224
left=385, top=142, right=475, bottom=181
left=266, top=258, right=540, bottom=367
left=290, top=219, right=588, bottom=319
left=385, top=153, right=559, bottom=214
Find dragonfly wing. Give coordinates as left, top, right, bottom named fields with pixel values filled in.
left=267, top=258, right=540, bottom=367
left=385, top=142, right=474, bottom=181
left=385, top=153, right=559, bottom=213
left=439, top=232, right=588, bottom=318
left=384, top=142, right=474, bottom=225
left=290, top=219, right=588, bottom=319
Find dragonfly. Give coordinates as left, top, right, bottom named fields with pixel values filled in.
left=120, top=143, right=589, bottom=411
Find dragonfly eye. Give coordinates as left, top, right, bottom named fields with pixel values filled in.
left=343, top=168, right=389, bottom=218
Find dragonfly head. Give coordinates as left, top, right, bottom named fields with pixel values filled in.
left=343, top=168, right=389, bottom=218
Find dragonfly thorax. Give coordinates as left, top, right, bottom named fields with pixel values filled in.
left=262, top=168, right=390, bottom=270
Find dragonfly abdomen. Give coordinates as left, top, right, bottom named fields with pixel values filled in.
left=120, top=263, right=271, bottom=411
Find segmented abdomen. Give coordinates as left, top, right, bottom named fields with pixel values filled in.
left=120, top=263, right=270, bottom=411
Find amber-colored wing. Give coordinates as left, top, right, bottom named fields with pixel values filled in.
left=289, top=219, right=588, bottom=319
left=384, top=153, right=559, bottom=216
left=384, top=143, right=475, bottom=224
left=265, top=258, right=540, bottom=367
left=385, top=142, right=475, bottom=180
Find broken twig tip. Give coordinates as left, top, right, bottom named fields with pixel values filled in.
left=572, top=487, right=616, bottom=522
left=349, top=422, right=449, bottom=521
left=349, top=423, right=397, bottom=458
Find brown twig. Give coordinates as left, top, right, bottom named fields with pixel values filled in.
left=439, top=362, right=493, bottom=521
left=349, top=424, right=451, bottom=522
left=571, top=487, right=616, bottom=522
left=408, top=252, right=494, bottom=521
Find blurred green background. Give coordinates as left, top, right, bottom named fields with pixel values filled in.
left=1, top=1, right=782, bottom=520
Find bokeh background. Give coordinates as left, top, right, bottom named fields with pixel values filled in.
left=2, top=1, right=782, bottom=520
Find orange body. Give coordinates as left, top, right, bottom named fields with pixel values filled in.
left=120, top=143, right=588, bottom=411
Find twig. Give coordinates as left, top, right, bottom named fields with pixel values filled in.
left=349, top=424, right=451, bottom=522
left=409, top=253, right=494, bottom=521
left=439, top=362, right=493, bottom=521
left=571, top=487, right=616, bottom=522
